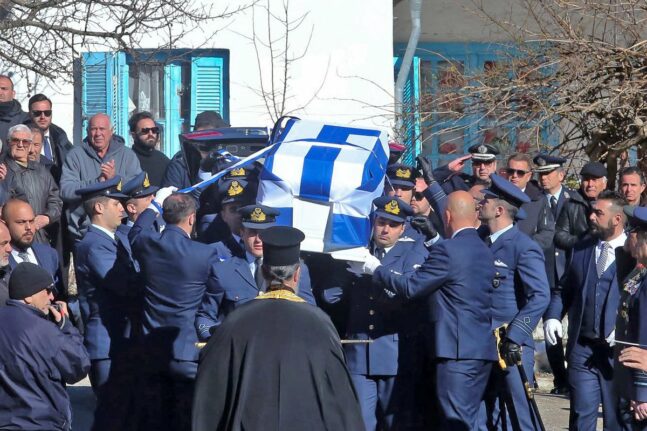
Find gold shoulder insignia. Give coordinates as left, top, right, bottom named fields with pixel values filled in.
left=385, top=200, right=400, bottom=215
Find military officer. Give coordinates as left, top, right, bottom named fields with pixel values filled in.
left=353, top=191, right=498, bottom=430
left=534, top=153, right=573, bottom=395
left=329, top=196, right=427, bottom=430
left=476, top=174, right=550, bottom=431
left=384, top=164, right=436, bottom=242
left=432, top=143, right=500, bottom=194
left=195, top=204, right=315, bottom=340
left=617, top=205, right=647, bottom=429
left=74, top=176, right=140, bottom=430
left=119, top=171, right=159, bottom=236
left=199, top=178, right=256, bottom=257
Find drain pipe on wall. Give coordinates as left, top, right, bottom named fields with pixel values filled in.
left=394, top=0, right=422, bottom=140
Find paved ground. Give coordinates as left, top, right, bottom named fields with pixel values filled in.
left=68, top=373, right=574, bottom=431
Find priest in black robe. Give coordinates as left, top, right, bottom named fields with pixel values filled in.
left=192, top=226, right=364, bottom=431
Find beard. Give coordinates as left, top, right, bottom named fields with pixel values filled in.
left=589, top=220, right=614, bottom=240
left=135, top=135, right=158, bottom=149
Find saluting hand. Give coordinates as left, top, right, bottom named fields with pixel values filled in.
left=447, top=154, right=471, bottom=173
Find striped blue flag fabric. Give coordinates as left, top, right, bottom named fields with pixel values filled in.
left=257, top=118, right=389, bottom=255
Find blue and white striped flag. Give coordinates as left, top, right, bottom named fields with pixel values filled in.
left=258, top=118, right=389, bottom=257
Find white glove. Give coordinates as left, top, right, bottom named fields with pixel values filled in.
left=543, top=319, right=563, bottom=346
left=149, top=186, right=178, bottom=212
left=347, top=255, right=381, bottom=276
left=606, top=329, right=616, bottom=347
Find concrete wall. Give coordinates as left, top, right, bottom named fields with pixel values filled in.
left=8, top=0, right=395, bottom=143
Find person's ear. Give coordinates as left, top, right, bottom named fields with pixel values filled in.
left=293, top=265, right=302, bottom=284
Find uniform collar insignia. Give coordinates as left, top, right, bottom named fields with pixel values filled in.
left=256, top=289, right=305, bottom=303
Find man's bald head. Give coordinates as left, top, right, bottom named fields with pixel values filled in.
left=445, top=191, right=478, bottom=235
left=2, top=199, right=36, bottom=249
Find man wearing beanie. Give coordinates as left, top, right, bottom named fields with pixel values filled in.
left=0, top=262, right=89, bottom=430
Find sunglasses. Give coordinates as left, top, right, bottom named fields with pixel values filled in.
left=413, top=191, right=425, bottom=201
left=472, top=160, right=494, bottom=167
left=138, top=127, right=160, bottom=135
left=31, top=110, right=52, bottom=117
left=505, top=168, right=530, bottom=177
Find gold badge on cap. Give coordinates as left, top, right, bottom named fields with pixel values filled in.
left=230, top=167, right=246, bottom=177
left=228, top=180, right=244, bottom=197
left=143, top=173, right=151, bottom=187
left=250, top=207, right=266, bottom=222
left=395, top=168, right=411, bottom=179
left=116, top=180, right=122, bottom=192
left=385, top=200, right=401, bottom=215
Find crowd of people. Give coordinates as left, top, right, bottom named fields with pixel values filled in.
left=1, top=71, right=647, bottom=431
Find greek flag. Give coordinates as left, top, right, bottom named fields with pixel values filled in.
left=258, top=118, right=389, bottom=256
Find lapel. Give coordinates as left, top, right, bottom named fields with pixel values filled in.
left=232, top=257, right=257, bottom=289
left=381, top=241, right=406, bottom=266
left=489, top=225, right=516, bottom=255
left=579, top=244, right=596, bottom=304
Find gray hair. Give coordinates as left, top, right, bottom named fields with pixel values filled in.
left=7, top=124, right=32, bottom=142
left=262, top=262, right=300, bottom=285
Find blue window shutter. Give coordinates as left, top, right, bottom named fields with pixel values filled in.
left=80, top=51, right=129, bottom=141
left=111, top=52, right=130, bottom=144
left=190, top=56, right=226, bottom=126
left=394, top=56, right=421, bottom=165
left=81, top=52, right=111, bottom=133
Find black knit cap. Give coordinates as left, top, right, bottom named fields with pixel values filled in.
left=260, top=226, right=305, bottom=266
left=9, top=262, right=54, bottom=300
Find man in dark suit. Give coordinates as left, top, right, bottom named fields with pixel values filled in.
left=545, top=191, right=631, bottom=430
left=3, top=199, right=62, bottom=294
left=329, top=196, right=427, bottom=430
left=73, top=176, right=140, bottom=430
left=195, top=204, right=314, bottom=340
left=129, top=192, right=220, bottom=431
left=534, top=153, right=573, bottom=395
left=352, top=191, right=497, bottom=430
left=477, top=174, right=550, bottom=431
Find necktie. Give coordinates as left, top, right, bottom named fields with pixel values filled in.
left=550, top=196, right=558, bottom=218
left=597, top=242, right=609, bottom=277
left=375, top=248, right=385, bottom=261
left=254, top=257, right=265, bottom=291
left=486, top=237, right=493, bottom=247
left=43, top=135, right=53, bottom=161
left=17, top=250, right=30, bottom=263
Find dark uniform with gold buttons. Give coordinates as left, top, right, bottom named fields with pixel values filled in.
left=321, top=196, right=427, bottom=430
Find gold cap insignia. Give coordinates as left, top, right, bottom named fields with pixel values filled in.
left=228, top=180, right=244, bottom=197
left=143, top=173, right=151, bottom=187
left=395, top=168, right=411, bottom=179
left=116, top=180, right=122, bottom=192
left=385, top=200, right=400, bottom=215
left=250, top=207, right=266, bottom=222
left=230, top=167, right=246, bottom=177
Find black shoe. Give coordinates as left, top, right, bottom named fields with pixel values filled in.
left=550, top=386, right=570, bottom=396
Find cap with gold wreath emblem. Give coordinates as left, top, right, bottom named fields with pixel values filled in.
left=239, top=204, right=280, bottom=229
left=372, top=196, right=413, bottom=223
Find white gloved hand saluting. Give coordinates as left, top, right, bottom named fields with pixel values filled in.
left=543, top=319, right=563, bottom=346
left=347, top=255, right=381, bottom=276
left=149, top=186, right=178, bottom=213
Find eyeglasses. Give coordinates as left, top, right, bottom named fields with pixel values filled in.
left=138, top=127, right=160, bottom=135
left=9, top=138, right=32, bottom=147
left=31, top=110, right=52, bottom=117
left=413, top=191, right=425, bottom=201
left=505, top=168, right=530, bottom=177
